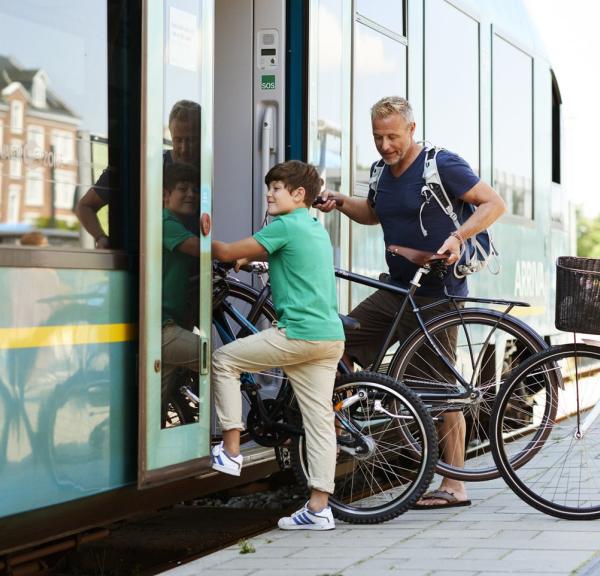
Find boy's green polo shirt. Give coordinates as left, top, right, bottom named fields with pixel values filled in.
left=162, top=208, right=196, bottom=326
left=253, top=208, right=344, bottom=341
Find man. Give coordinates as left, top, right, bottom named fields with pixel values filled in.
left=76, top=100, right=200, bottom=248
left=316, top=96, right=506, bottom=508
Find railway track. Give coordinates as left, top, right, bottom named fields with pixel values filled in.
left=45, top=468, right=303, bottom=576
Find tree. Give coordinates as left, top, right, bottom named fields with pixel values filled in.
left=577, top=209, right=600, bottom=258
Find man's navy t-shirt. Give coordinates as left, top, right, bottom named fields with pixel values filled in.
left=370, top=148, right=479, bottom=297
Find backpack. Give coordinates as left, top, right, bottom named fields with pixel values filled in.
left=368, top=144, right=500, bottom=279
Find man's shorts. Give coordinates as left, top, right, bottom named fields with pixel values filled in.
left=344, top=287, right=459, bottom=369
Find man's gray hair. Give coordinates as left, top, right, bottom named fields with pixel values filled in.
left=371, top=96, right=414, bottom=123
left=168, top=99, right=201, bottom=126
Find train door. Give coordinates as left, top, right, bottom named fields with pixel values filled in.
left=138, top=0, right=289, bottom=486
left=138, top=0, right=214, bottom=487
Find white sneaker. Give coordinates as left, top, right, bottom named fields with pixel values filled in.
left=278, top=503, right=335, bottom=531
left=211, top=441, right=243, bottom=476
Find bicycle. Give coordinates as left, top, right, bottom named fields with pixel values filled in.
left=490, top=256, right=600, bottom=519
left=337, top=244, right=548, bottom=482
left=173, top=247, right=547, bottom=483
left=162, top=261, right=279, bottom=431
left=208, top=260, right=438, bottom=523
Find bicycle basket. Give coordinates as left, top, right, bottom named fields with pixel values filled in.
left=555, top=256, right=600, bottom=334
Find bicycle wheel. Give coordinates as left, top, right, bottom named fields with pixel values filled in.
left=388, top=309, right=547, bottom=481
left=491, top=343, right=600, bottom=519
left=162, top=370, right=199, bottom=428
left=289, top=371, right=437, bottom=524
left=212, top=280, right=288, bottom=445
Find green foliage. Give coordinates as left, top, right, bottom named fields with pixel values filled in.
left=238, top=539, right=256, bottom=554
left=35, top=216, right=80, bottom=231
left=577, top=209, right=600, bottom=258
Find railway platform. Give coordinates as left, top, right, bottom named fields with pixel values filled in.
left=159, top=474, right=600, bottom=576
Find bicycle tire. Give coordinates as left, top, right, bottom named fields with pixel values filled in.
left=212, top=279, right=288, bottom=445
left=388, top=309, right=547, bottom=481
left=491, top=343, right=600, bottom=520
left=289, top=371, right=437, bottom=524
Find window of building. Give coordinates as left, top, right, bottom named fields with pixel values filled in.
left=0, top=1, right=140, bottom=250
left=10, top=100, right=23, bottom=134
left=492, top=33, right=533, bottom=219
left=27, top=125, right=44, bottom=156
left=52, top=130, right=74, bottom=165
left=7, top=184, right=21, bottom=223
left=9, top=141, right=22, bottom=178
left=425, top=0, right=479, bottom=171
left=54, top=169, right=77, bottom=210
left=25, top=168, right=44, bottom=206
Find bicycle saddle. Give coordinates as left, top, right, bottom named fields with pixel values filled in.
left=386, top=244, right=450, bottom=267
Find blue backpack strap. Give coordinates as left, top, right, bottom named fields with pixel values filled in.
left=421, top=145, right=500, bottom=278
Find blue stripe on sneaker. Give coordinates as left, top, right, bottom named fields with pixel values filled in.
left=217, top=454, right=224, bottom=466
left=300, top=512, right=313, bottom=525
left=293, top=515, right=303, bottom=525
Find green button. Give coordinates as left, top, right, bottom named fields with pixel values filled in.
left=261, top=75, right=276, bottom=90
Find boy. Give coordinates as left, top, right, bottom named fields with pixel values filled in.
left=161, top=162, right=201, bottom=411
left=211, top=160, right=344, bottom=531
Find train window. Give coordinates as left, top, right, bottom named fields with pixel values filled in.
left=552, top=72, right=561, bottom=185
left=356, top=0, right=405, bottom=38
left=425, top=0, right=479, bottom=172
left=492, top=34, right=533, bottom=220
left=309, top=0, right=345, bottom=272
left=0, top=2, right=136, bottom=251
left=551, top=71, right=565, bottom=226
left=352, top=21, right=406, bottom=305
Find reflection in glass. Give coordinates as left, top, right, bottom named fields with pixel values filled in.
left=425, top=0, right=479, bottom=171
left=352, top=23, right=406, bottom=306
left=160, top=0, right=203, bottom=428
left=310, top=0, right=343, bottom=268
left=356, top=0, right=404, bottom=37
left=492, top=35, right=533, bottom=219
left=0, top=2, right=111, bottom=248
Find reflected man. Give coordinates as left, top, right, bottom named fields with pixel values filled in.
left=75, top=100, right=200, bottom=248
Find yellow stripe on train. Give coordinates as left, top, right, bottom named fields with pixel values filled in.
left=0, top=323, right=137, bottom=349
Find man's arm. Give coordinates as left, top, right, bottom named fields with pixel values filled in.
left=316, top=191, right=380, bottom=225
left=75, top=188, right=109, bottom=248
left=211, top=237, right=268, bottom=262
left=437, top=180, right=507, bottom=264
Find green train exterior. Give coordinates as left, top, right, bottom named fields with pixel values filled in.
left=0, top=0, right=572, bottom=558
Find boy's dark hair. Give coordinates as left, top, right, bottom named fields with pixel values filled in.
left=265, top=160, right=322, bottom=206
left=164, top=162, right=199, bottom=192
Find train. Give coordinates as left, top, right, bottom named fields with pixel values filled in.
left=0, top=0, right=572, bottom=566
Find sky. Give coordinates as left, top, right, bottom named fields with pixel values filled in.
left=523, top=0, right=600, bottom=218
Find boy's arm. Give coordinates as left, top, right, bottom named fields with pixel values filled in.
left=212, top=237, right=268, bottom=262
left=176, top=236, right=202, bottom=257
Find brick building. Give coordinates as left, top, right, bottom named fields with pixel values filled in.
left=0, top=55, right=80, bottom=227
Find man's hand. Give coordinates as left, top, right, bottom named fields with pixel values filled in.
left=313, top=190, right=344, bottom=213
left=437, top=234, right=462, bottom=265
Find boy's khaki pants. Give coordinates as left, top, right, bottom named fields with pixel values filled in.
left=212, top=327, right=344, bottom=495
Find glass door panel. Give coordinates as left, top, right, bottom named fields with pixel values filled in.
left=139, top=0, right=213, bottom=487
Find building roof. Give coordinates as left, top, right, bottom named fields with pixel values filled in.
left=0, top=55, right=78, bottom=119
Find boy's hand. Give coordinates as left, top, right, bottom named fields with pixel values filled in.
left=313, top=190, right=344, bottom=213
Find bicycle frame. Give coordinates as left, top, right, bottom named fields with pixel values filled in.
left=334, top=265, right=532, bottom=404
